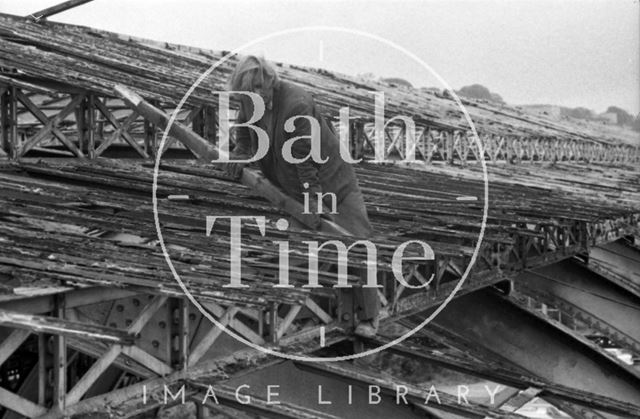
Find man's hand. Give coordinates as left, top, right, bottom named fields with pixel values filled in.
left=224, top=153, right=251, bottom=180
left=310, top=212, right=323, bottom=230
left=224, top=161, right=246, bottom=180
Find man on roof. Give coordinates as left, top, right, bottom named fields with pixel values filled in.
left=224, top=55, right=380, bottom=338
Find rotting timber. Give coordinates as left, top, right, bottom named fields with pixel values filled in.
left=0, top=12, right=639, bottom=419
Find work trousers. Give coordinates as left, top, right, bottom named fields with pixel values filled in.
left=317, top=188, right=380, bottom=321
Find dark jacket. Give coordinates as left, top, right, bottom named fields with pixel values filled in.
left=233, top=81, right=360, bottom=206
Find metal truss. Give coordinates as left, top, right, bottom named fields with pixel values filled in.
left=363, top=335, right=638, bottom=417
left=2, top=82, right=639, bottom=165
left=410, top=288, right=640, bottom=418
left=1, top=72, right=639, bottom=419
left=0, top=285, right=343, bottom=418
left=515, top=258, right=640, bottom=354
left=348, top=122, right=640, bottom=165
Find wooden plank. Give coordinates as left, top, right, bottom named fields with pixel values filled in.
left=28, top=0, right=95, bottom=21
left=0, top=386, right=48, bottom=418
left=0, top=328, right=30, bottom=366
left=0, top=309, right=133, bottom=344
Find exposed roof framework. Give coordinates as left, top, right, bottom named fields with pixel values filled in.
left=0, top=10, right=638, bottom=419
left=0, top=13, right=638, bottom=162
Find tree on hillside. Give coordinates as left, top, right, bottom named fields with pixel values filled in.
left=606, top=106, right=633, bottom=126
left=357, top=72, right=376, bottom=81
left=381, top=77, right=413, bottom=88
left=632, top=114, right=640, bottom=132
left=565, top=107, right=594, bottom=120
left=457, top=84, right=505, bottom=104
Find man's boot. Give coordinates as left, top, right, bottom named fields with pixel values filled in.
left=354, top=315, right=380, bottom=338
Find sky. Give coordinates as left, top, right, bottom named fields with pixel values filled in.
left=1, top=0, right=638, bottom=114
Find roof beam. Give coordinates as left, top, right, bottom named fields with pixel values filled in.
left=0, top=309, right=132, bottom=344
left=366, top=334, right=637, bottom=416
left=0, top=386, right=47, bottom=418
left=517, top=259, right=640, bottom=353
left=27, top=0, right=95, bottom=22
left=0, top=287, right=138, bottom=314
left=429, top=288, right=640, bottom=414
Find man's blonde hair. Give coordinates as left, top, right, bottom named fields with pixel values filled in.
left=227, top=55, right=279, bottom=91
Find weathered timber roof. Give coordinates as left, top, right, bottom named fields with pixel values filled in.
left=0, top=12, right=638, bottom=146
left=1, top=158, right=638, bottom=304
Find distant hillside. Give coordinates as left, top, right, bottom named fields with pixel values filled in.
left=456, top=84, right=505, bottom=104
left=361, top=76, right=639, bottom=138
left=453, top=84, right=638, bottom=133
left=380, top=77, right=413, bottom=88
left=521, top=104, right=639, bottom=132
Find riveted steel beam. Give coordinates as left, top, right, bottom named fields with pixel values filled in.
left=517, top=259, right=640, bottom=353
left=428, top=289, right=640, bottom=408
